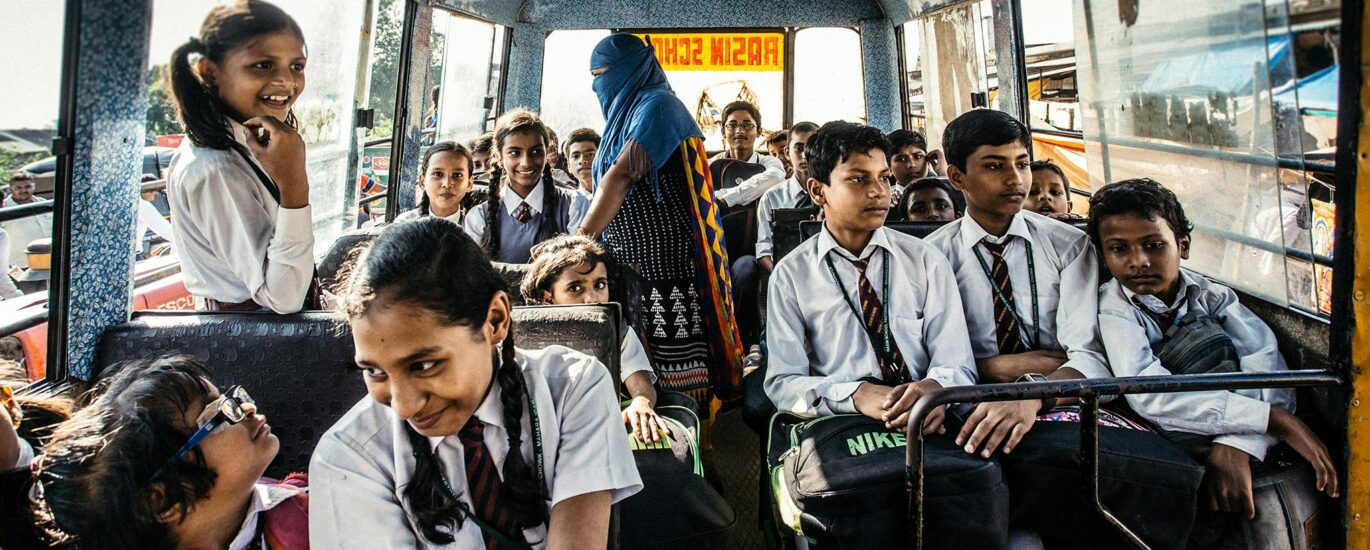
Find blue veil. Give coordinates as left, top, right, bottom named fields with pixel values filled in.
left=590, top=34, right=702, bottom=198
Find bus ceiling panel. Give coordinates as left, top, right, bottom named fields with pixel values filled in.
left=429, top=0, right=520, bottom=27
left=878, top=0, right=983, bottom=24
left=513, top=0, right=884, bottom=29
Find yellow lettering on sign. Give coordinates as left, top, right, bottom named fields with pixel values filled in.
left=634, top=33, right=785, bottom=72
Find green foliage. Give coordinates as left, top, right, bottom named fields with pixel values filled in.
left=366, top=0, right=402, bottom=140
left=145, top=63, right=181, bottom=138
left=0, top=150, right=45, bottom=175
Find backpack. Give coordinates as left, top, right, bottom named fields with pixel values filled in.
left=618, top=392, right=735, bottom=549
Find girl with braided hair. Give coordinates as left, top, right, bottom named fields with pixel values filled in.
left=463, top=109, right=590, bottom=264
left=311, top=217, right=641, bottom=548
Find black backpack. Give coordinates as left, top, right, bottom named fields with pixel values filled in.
left=618, top=393, right=735, bottom=549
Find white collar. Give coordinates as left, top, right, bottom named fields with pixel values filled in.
left=502, top=179, right=546, bottom=216
left=958, top=212, right=1031, bottom=253
left=816, top=222, right=891, bottom=263
left=227, top=481, right=306, bottom=550
left=1122, top=270, right=1202, bottom=315
left=428, top=376, right=507, bottom=452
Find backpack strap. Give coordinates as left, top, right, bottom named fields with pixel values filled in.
left=260, top=474, right=310, bottom=550
left=229, top=142, right=282, bottom=205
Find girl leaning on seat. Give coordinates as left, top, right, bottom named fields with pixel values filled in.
left=0, top=356, right=308, bottom=550
left=310, top=217, right=641, bottom=549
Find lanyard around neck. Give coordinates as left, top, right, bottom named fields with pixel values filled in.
left=823, top=248, right=895, bottom=369
left=971, top=237, right=1040, bottom=350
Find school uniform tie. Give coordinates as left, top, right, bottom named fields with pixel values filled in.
left=460, top=417, right=526, bottom=549
left=512, top=201, right=533, bottom=223
left=793, top=191, right=814, bottom=209
left=980, top=238, right=1027, bottom=355
left=847, top=257, right=910, bottom=384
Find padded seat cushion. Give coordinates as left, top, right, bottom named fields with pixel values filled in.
left=95, top=305, right=623, bottom=478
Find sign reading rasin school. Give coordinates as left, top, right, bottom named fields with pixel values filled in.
left=634, top=33, right=785, bottom=72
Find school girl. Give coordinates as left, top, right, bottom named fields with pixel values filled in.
left=164, top=0, right=316, bottom=313
left=464, top=110, right=590, bottom=264
left=1, top=356, right=308, bottom=550
left=395, top=141, right=473, bottom=224
left=310, top=218, right=641, bottom=548
left=521, top=234, right=665, bottom=444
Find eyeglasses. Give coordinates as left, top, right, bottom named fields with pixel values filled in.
left=149, top=386, right=254, bottom=482
left=725, top=122, right=757, bottom=132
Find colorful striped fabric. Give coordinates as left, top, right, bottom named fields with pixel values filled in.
left=679, top=137, right=744, bottom=400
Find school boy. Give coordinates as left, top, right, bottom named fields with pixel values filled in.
left=709, top=101, right=787, bottom=208
left=767, top=130, right=792, bottom=178
left=887, top=129, right=932, bottom=196
left=926, top=110, right=1203, bottom=548
left=755, top=121, right=819, bottom=272
left=764, top=120, right=1008, bottom=548
left=1028, top=159, right=1082, bottom=220
left=1089, top=179, right=1337, bottom=522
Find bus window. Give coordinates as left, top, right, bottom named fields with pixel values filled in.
left=915, top=1, right=996, bottom=151
left=0, top=1, right=64, bottom=380
left=540, top=30, right=612, bottom=136
left=541, top=30, right=786, bottom=153
left=901, top=21, right=926, bottom=133
left=1020, top=0, right=1089, bottom=205
left=1075, top=0, right=1336, bottom=313
left=429, top=10, right=506, bottom=144
left=793, top=27, right=865, bottom=126
left=146, top=0, right=370, bottom=257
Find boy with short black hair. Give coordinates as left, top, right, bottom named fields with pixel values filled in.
left=755, top=121, right=819, bottom=272
left=887, top=129, right=931, bottom=194
left=1089, top=178, right=1337, bottom=518
left=467, top=131, right=494, bottom=182
left=564, top=127, right=601, bottom=198
left=899, top=176, right=962, bottom=222
left=710, top=100, right=786, bottom=208
left=766, top=130, right=792, bottom=178
left=1028, top=159, right=1081, bottom=220
left=765, top=120, right=1007, bottom=548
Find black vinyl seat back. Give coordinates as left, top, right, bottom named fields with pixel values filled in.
left=316, top=226, right=384, bottom=293
left=496, top=261, right=645, bottom=331
left=94, top=305, right=623, bottom=478
left=710, top=159, right=765, bottom=261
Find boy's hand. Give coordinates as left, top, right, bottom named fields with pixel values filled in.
left=881, top=379, right=945, bottom=434
left=1268, top=407, right=1339, bottom=497
left=243, top=116, right=310, bottom=208
left=957, top=400, right=1039, bottom=458
left=853, top=382, right=894, bottom=421
left=1047, top=212, right=1084, bottom=221
left=622, top=396, right=667, bottom=444
left=1204, top=444, right=1256, bottom=519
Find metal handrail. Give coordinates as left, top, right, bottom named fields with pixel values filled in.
left=0, top=202, right=54, bottom=223
left=359, top=192, right=389, bottom=206
left=0, top=306, right=48, bottom=339
left=903, top=369, right=1342, bottom=549
left=363, top=136, right=392, bottom=148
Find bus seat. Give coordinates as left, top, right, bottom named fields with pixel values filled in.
left=710, top=159, right=765, bottom=261
left=93, top=305, right=625, bottom=478
left=95, top=311, right=362, bottom=479
left=316, top=225, right=384, bottom=293
left=495, top=261, right=645, bottom=331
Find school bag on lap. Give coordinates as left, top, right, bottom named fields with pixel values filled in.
left=618, top=391, right=735, bottom=549
left=767, top=411, right=1009, bottom=549
left=1149, top=311, right=1331, bottom=550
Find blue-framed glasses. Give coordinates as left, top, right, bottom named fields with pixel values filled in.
left=149, top=385, right=254, bottom=482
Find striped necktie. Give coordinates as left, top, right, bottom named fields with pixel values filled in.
left=512, top=201, right=533, bottom=223
left=460, top=417, right=526, bottom=549
left=980, top=238, right=1026, bottom=355
left=847, top=257, right=910, bottom=383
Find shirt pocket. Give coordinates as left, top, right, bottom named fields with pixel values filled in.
left=893, top=315, right=929, bottom=375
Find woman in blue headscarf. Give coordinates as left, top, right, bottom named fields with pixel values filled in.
left=577, top=33, right=743, bottom=406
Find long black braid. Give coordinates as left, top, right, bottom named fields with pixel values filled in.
left=536, top=162, right=562, bottom=245
left=481, top=161, right=506, bottom=261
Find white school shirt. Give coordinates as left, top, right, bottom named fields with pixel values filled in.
left=755, top=176, right=809, bottom=260
left=310, top=345, right=643, bottom=549
left=1, top=196, right=52, bottom=267
left=620, top=327, right=656, bottom=385
left=924, top=211, right=1111, bottom=380
left=135, top=199, right=174, bottom=246
left=166, top=121, right=315, bottom=313
left=463, top=179, right=591, bottom=244
left=710, top=151, right=786, bottom=208
left=1098, top=270, right=1292, bottom=460
left=0, top=229, right=22, bottom=299
left=764, top=224, right=977, bottom=416
left=228, top=481, right=308, bottom=550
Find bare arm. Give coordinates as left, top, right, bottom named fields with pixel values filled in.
left=546, top=490, right=613, bottom=550
left=975, top=350, right=1068, bottom=383
left=578, top=142, right=647, bottom=238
